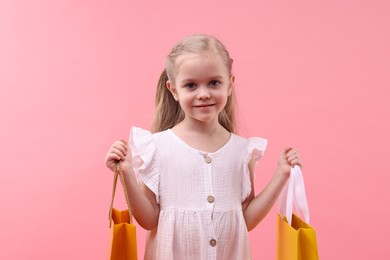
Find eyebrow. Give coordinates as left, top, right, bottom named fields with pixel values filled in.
left=181, top=75, right=225, bottom=82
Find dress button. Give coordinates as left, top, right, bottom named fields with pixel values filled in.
left=209, top=239, right=217, bottom=247
left=207, top=195, right=215, bottom=203
left=204, top=155, right=212, bottom=163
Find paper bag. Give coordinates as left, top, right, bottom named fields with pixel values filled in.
left=276, top=166, right=319, bottom=260
left=107, top=162, right=138, bottom=260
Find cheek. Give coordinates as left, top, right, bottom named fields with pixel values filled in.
left=227, top=84, right=233, bottom=97
left=214, top=90, right=229, bottom=102
left=178, top=95, right=192, bottom=107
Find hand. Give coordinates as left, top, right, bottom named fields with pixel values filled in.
left=276, top=147, right=303, bottom=177
left=105, top=139, right=133, bottom=174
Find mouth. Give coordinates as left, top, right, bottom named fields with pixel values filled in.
left=194, top=104, right=215, bottom=108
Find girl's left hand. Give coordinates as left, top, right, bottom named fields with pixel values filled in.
left=276, top=147, right=303, bottom=177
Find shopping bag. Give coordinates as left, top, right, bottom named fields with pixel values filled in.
left=276, top=165, right=319, bottom=260
left=107, top=162, right=138, bottom=260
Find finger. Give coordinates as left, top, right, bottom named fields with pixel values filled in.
left=289, top=158, right=303, bottom=167
left=105, top=152, right=122, bottom=163
left=286, top=148, right=298, bottom=158
left=112, top=142, right=128, bottom=156
left=113, top=139, right=127, bottom=148
left=115, top=139, right=128, bottom=151
left=287, top=152, right=300, bottom=160
left=118, top=139, right=128, bottom=144
left=287, top=151, right=299, bottom=162
left=107, top=151, right=123, bottom=159
left=283, top=147, right=293, bottom=155
left=110, top=147, right=127, bottom=160
left=279, top=147, right=292, bottom=163
left=106, top=161, right=116, bottom=171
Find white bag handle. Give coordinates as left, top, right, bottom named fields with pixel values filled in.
left=278, top=165, right=310, bottom=225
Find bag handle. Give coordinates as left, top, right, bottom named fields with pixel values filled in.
left=109, top=161, right=133, bottom=227
left=278, top=165, right=310, bottom=225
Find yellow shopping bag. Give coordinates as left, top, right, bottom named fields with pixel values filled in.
left=276, top=213, right=318, bottom=260
left=107, top=162, right=138, bottom=260
left=276, top=166, right=319, bottom=260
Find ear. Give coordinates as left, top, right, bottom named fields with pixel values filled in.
left=166, top=80, right=179, bottom=101
left=228, top=75, right=235, bottom=96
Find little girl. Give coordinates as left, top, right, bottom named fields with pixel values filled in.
left=105, top=34, right=302, bottom=259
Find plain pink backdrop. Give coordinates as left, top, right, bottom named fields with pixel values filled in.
left=1, top=0, right=389, bottom=259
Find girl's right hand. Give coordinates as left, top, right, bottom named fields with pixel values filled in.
left=105, top=139, right=132, bottom=173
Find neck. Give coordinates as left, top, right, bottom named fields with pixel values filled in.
left=174, top=117, right=227, bottom=136
left=171, top=117, right=231, bottom=153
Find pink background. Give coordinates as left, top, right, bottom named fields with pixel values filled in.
left=1, top=0, right=389, bottom=259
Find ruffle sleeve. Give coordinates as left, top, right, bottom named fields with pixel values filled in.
left=241, top=137, right=268, bottom=201
left=129, top=127, right=160, bottom=203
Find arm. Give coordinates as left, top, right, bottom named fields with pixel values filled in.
left=243, top=147, right=302, bottom=231
left=105, top=140, right=160, bottom=230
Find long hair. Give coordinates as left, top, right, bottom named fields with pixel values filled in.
left=151, top=34, right=237, bottom=133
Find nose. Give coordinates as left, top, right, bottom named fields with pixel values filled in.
left=196, top=86, right=211, bottom=99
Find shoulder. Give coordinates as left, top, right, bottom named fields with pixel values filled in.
left=230, top=133, right=268, bottom=160
left=151, top=129, right=170, bottom=139
left=130, top=127, right=170, bottom=142
left=150, top=129, right=172, bottom=147
left=231, top=133, right=267, bottom=148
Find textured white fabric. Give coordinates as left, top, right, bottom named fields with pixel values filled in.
left=129, top=127, right=267, bottom=260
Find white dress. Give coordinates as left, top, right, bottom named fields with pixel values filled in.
left=129, top=127, right=267, bottom=260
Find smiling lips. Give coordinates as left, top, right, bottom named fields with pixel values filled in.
left=194, top=104, right=215, bottom=108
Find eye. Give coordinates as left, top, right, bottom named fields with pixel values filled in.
left=209, top=80, right=220, bottom=87
left=185, top=83, right=197, bottom=89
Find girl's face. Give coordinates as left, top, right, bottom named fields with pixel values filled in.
left=167, top=51, right=234, bottom=127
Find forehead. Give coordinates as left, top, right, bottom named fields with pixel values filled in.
left=174, top=52, right=229, bottom=79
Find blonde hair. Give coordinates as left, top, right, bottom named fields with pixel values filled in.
left=151, top=34, right=237, bottom=133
